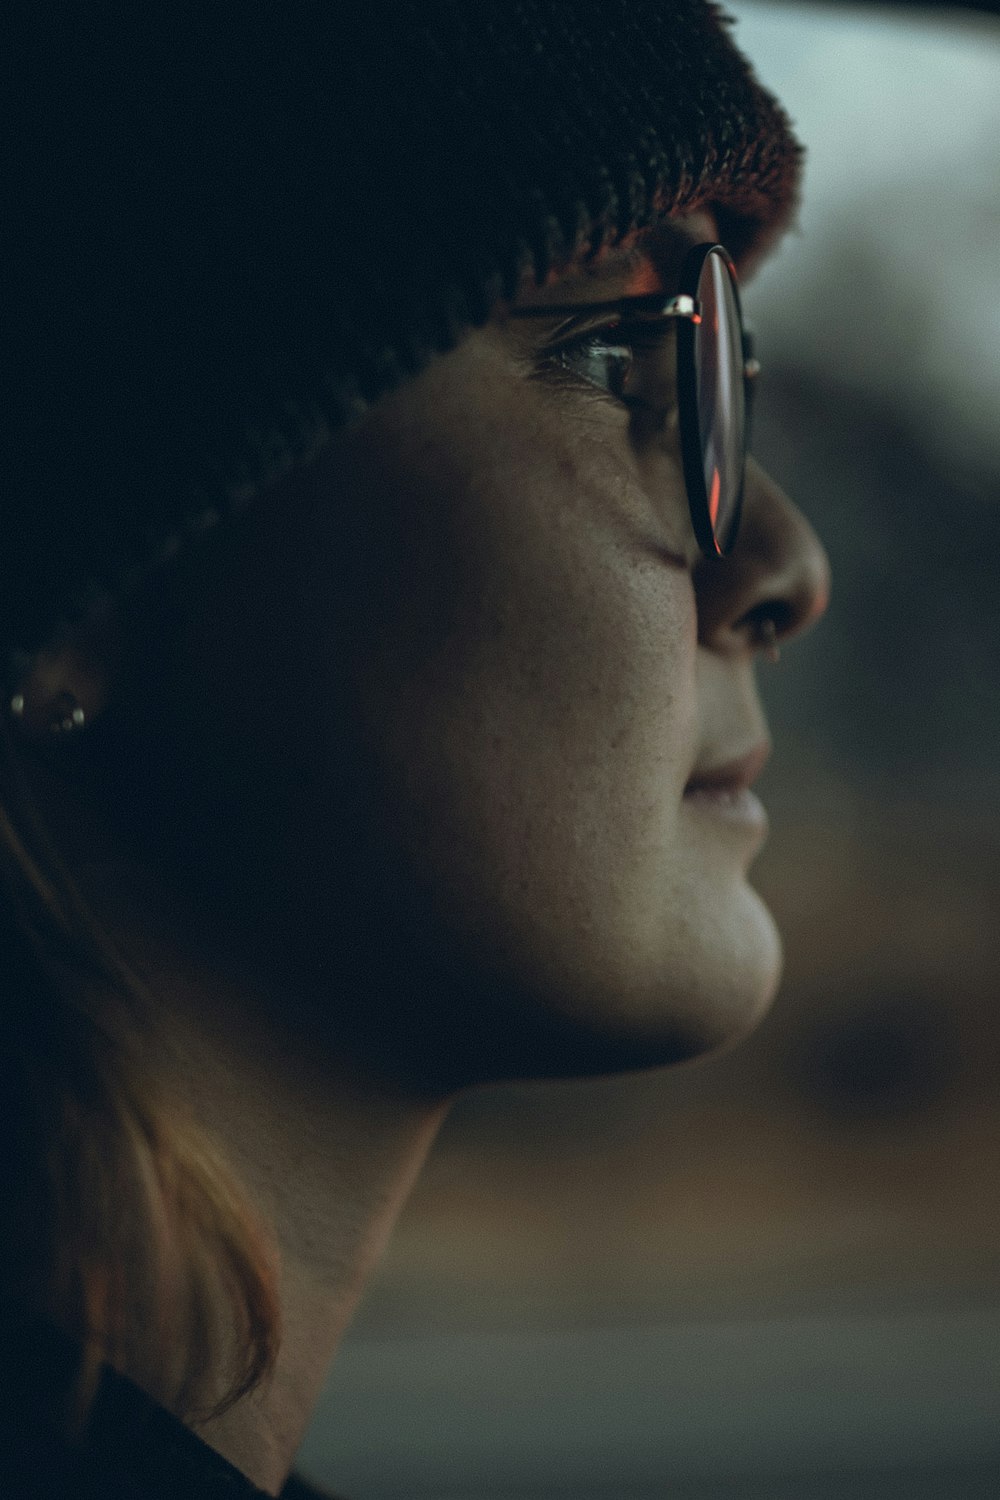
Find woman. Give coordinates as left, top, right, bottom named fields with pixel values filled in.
left=2, top=3, right=830, bottom=1496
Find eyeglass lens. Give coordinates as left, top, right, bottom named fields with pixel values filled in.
left=694, top=250, right=746, bottom=554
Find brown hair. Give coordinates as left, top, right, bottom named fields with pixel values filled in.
left=0, top=715, right=281, bottom=1439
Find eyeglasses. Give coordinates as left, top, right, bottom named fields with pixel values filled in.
left=509, top=242, right=758, bottom=558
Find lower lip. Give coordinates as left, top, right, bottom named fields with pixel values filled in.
left=682, top=784, right=769, bottom=832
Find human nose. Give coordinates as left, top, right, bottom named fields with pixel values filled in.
left=693, top=457, right=831, bottom=656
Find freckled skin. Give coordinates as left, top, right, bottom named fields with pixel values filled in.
left=66, top=220, right=829, bottom=1092
left=281, top=332, right=780, bottom=1076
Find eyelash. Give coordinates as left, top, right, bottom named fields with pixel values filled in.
left=543, top=321, right=675, bottom=408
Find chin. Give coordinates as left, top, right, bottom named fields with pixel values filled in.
left=542, top=877, right=785, bottom=1076
left=681, top=881, right=784, bottom=1060
left=437, top=881, right=786, bottom=1088
left=282, top=848, right=785, bottom=1092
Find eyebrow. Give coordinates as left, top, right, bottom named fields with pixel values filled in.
left=509, top=221, right=702, bottom=310
left=512, top=246, right=662, bottom=311
left=572, top=245, right=658, bottom=291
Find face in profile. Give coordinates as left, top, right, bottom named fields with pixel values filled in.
left=66, top=215, right=829, bottom=1095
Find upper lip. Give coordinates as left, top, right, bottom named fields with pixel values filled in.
left=684, top=740, right=772, bottom=794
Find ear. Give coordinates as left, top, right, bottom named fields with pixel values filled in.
left=8, top=604, right=123, bottom=744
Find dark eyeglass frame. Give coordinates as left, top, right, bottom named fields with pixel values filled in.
left=508, top=242, right=759, bottom=558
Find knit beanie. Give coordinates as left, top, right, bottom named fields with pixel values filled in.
left=5, top=1, right=803, bottom=674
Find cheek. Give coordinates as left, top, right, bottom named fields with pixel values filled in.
left=334, top=371, right=701, bottom=999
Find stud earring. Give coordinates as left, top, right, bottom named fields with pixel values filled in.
left=8, top=691, right=86, bottom=735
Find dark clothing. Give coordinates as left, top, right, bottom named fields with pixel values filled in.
left=0, top=1300, right=341, bottom=1500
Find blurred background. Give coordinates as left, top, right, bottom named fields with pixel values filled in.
left=297, top=5, right=1000, bottom=1496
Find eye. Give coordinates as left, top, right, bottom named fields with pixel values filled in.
left=554, top=328, right=634, bottom=401
left=547, top=320, right=675, bottom=409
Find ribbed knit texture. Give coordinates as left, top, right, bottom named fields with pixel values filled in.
left=4, top=1, right=803, bottom=667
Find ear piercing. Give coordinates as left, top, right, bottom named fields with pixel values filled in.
left=8, top=691, right=87, bottom=735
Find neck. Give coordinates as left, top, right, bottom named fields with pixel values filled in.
left=77, top=859, right=452, bottom=1497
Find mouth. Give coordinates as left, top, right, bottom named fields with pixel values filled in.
left=682, top=741, right=771, bottom=833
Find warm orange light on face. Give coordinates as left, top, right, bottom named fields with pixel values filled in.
left=709, top=467, right=721, bottom=527
left=623, top=259, right=666, bottom=298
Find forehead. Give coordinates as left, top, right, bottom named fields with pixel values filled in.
left=511, top=209, right=720, bottom=309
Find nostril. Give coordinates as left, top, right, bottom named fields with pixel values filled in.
left=693, top=465, right=831, bottom=653
left=738, top=601, right=794, bottom=643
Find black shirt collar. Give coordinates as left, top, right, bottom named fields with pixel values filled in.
left=0, top=1297, right=338, bottom=1500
